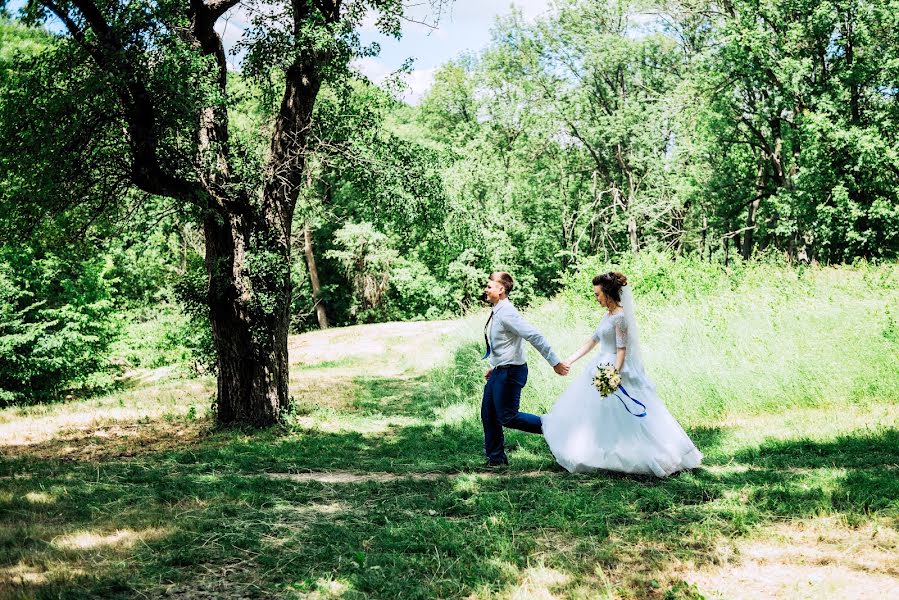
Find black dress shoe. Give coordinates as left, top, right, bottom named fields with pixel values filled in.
left=484, top=459, right=509, bottom=468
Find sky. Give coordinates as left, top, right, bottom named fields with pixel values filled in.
left=214, top=1, right=556, bottom=104
left=8, top=0, right=555, bottom=104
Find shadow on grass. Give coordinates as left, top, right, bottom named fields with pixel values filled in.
left=2, top=341, right=898, bottom=598
left=3, top=423, right=898, bottom=598
left=349, top=376, right=445, bottom=419
left=0, top=427, right=899, bottom=598
left=734, top=428, right=899, bottom=469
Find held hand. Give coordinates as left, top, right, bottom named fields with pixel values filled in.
left=484, top=368, right=493, bottom=381
left=553, top=362, right=570, bottom=376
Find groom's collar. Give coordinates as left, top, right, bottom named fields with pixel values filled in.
left=493, top=298, right=511, bottom=313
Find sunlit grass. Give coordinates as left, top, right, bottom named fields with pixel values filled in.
left=51, top=528, right=170, bottom=551
left=517, top=260, right=899, bottom=423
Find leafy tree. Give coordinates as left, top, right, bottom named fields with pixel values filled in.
left=0, top=1, right=440, bottom=425
left=678, top=0, right=899, bottom=261
left=325, top=221, right=396, bottom=320
left=292, top=79, right=450, bottom=330
left=0, top=244, right=118, bottom=405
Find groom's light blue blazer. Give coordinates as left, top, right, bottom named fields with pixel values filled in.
left=487, top=299, right=560, bottom=368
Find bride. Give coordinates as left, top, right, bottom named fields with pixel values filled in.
left=541, top=272, right=703, bottom=477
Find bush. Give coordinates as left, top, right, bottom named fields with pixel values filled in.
left=171, top=256, right=217, bottom=375
left=0, top=246, right=118, bottom=405
left=446, top=248, right=487, bottom=312
left=385, top=258, right=453, bottom=321
left=109, top=306, right=198, bottom=370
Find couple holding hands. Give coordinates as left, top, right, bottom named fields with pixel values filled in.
left=481, top=271, right=702, bottom=477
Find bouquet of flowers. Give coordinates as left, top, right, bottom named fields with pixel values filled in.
left=593, top=364, right=621, bottom=397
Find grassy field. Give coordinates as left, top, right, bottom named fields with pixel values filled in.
left=2, top=261, right=898, bottom=599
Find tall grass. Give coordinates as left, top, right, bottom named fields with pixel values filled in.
left=433, top=252, right=899, bottom=429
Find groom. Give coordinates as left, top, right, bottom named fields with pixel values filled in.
left=481, top=271, right=568, bottom=467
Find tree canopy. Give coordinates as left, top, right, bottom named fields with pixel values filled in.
left=1, top=1, right=897, bottom=414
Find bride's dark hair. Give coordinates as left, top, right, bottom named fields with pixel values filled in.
left=592, top=271, right=628, bottom=303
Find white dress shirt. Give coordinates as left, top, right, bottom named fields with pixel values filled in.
left=487, top=299, right=560, bottom=368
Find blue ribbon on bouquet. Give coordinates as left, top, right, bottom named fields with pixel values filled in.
left=613, top=384, right=647, bottom=418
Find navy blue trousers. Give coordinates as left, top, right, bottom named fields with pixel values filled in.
left=481, top=364, right=543, bottom=463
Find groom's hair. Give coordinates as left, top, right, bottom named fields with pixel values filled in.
left=490, top=271, right=514, bottom=296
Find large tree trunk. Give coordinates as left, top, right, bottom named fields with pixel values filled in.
left=202, top=25, right=323, bottom=425
left=190, top=0, right=296, bottom=426
left=205, top=212, right=292, bottom=426
left=303, top=222, right=329, bottom=329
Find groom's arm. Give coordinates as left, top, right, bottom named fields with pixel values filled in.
left=504, top=310, right=561, bottom=367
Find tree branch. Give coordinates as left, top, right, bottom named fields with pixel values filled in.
left=42, top=0, right=90, bottom=49
left=43, top=0, right=210, bottom=205
left=206, top=0, right=242, bottom=21
left=263, top=0, right=339, bottom=221
left=186, top=0, right=241, bottom=210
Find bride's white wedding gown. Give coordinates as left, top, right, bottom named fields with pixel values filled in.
left=542, top=312, right=703, bottom=477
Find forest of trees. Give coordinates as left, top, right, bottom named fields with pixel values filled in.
left=1, top=1, right=897, bottom=421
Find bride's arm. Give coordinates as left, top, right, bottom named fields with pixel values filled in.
left=564, top=338, right=598, bottom=366
left=614, top=316, right=627, bottom=371
left=615, top=347, right=626, bottom=372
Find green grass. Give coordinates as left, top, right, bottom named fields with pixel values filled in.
left=1, top=259, right=898, bottom=599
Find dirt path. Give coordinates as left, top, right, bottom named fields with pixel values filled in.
left=288, top=319, right=464, bottom=373
left=0, top=317, right=474, bottom=452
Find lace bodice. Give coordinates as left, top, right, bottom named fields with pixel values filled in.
left=592, top=312, right=628, bottom=354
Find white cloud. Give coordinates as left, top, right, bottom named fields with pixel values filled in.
left=352, top=58, right=436, bottom=105
left=352, top=56, right=394, bottom=82
left=400, top=67, right=438, bottom=105
left=443, top=0, right=554, bottom=24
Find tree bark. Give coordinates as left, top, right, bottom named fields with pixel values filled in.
left=627, top=213, right=639, bottom=255
left=700, top=213, right=708, bottom=260
left=180, top=224, right=189, bottom=275
left=303, top=222, right=329, bottom=329
left=742, top=161, right=764, bottom=259
left=204, top=212, right=291, bottom=426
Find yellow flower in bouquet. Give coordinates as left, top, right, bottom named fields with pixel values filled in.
left=593, top=364, right=621, bottom=397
